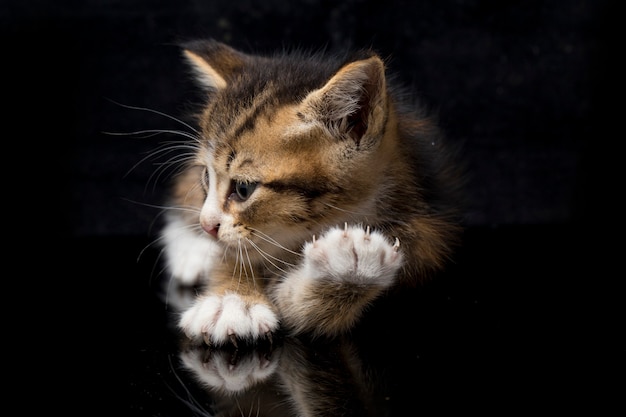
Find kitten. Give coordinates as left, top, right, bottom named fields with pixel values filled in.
left=160, top=39, right=464, bottom=346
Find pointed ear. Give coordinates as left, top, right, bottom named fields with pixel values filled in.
left=181, top=39, right=250, bottom=91
left=300, top=55, right=388, bottom=145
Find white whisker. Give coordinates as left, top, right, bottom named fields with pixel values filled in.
left=322, top=202, right=374, bottom=217
left=164, top=354, right=213, bottom=416
left=123, top=198, right=202, bottom=217
left=246, top=239, right=294, bottom=275
left=144, top=152, right=199, bottom=193
left=242, top=242, right=256, bottom=290
left=248, top=228, right=302, bottom=257
left=233, top=240, right=242, bottom=289
left=105, top=99, right=200, bottom=134
left=247, top=238, right=296, bottom=268
left=132, top=142, right=197, bottom=166
left=104, top=128, right=202, bottom=143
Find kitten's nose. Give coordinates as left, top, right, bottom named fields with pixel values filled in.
left=201, top=221, right=220, bottom=238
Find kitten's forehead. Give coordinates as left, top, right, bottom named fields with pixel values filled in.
left=200, top=54, right=343, bottom=134
left=204, top=83, right=315, bottom=144
left=203, top=105, right=329, bottom=188
left=225, top=104, right=315, bottom=154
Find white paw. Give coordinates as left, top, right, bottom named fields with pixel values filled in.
left=161, top=215, right=222, bottom=285
left=179, top=293, right=279, bottom=345
left=302, top=224, right=403, bottom=287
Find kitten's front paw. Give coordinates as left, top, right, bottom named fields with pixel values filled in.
left=179, top=293, right=279, bottom=346
left=303, top=224, right=403, bottom=287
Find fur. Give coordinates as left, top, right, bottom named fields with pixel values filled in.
left=159, top=39, right=465, bottom=345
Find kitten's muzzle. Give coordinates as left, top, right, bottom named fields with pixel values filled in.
left=201, top=221, right=220, bottom=238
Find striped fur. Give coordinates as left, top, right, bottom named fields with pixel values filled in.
left=162, top=40, right=464, bottom=342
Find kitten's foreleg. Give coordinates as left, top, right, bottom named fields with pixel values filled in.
left=161, top=213, right=222, bottom=286
left=272, top=224, right=403, bottom=337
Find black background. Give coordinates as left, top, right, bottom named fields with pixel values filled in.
left=4, top=0, right=609, bottom=236
left=4, top=0, right=616, bottom=415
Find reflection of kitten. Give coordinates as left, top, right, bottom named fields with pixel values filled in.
left=179, top=337, right=280, bottom=395
left=160, top=39, right=464, bottom=344
left=178, top=334, right=381, bottom=416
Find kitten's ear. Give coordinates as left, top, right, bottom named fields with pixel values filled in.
left=181, top=39, right=250, bottom=91
left=301, top=55, right=388, bottom=145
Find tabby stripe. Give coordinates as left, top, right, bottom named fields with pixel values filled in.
left=228, top=89, right=278, bottom=142
left=231, top=111, right=258, bottom=140
left=264, top=179, right=333, bottom=200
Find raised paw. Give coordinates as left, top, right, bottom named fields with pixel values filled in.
left=303, top=223, right=403, bottom=287
left=179, top=293, right=279, bottom=346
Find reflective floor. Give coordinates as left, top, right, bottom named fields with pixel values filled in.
left=71, top=225, right=588, bottom=415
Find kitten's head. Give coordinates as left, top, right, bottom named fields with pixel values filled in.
left=175, top=40, right=399, bottom=261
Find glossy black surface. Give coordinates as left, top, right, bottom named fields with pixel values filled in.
left=71, top=224, right=590, bottom=415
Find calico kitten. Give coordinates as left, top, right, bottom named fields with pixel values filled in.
left=160, top=39, right=463, bottom=345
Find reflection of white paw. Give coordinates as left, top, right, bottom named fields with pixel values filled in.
left=161, top=216, right=221, bottom=285
left=179, top=293, right=279, bottom=345
left=302, top=224, right=403, bottom=287
left=180, top=345, right=280, bottom=394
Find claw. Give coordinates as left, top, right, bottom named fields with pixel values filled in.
left=228, top=332, right=238, bottom=349
left=343, top=222, right=348, bottom=237
left=203, top=332, right=212, bottom=347
left=260, top=352, right=271, bottom=368
left=365, top=225, right=371, bottom=240
left=201, top=345, right=213, bottom=364
left=229, top=349, right=240, bottom=368
left=393, top=237, right=400, bottom=252
left=312, top=234, right=316, bottom=246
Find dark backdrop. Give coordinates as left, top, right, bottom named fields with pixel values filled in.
left=4, top=0, right=610, bottom=238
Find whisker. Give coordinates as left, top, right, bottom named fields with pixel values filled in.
left=246, top=238, right=296, bottom=268
left=164, top=354, right=212, bottom=416
left=144, top=152, right=198, bottom=193
left=123, top=144, right=200, bottom=193
left=233, top=240, right=243, bottom=290
left=140, top=141, right=201, bottom=162
left=248, top=228, right=301, bottom=257
left=104, top=128, right=202, bottom=143
left=105, top=99, right=200, bottom=134
left=242, top=242, right=256, bottom=290
left=322, top=202, right=375, bottom=217
left=122, top=198, right=202, bottom=216
left=246, top=239, right=294, bottom=275
left=133, top=234, right=177, bottom=305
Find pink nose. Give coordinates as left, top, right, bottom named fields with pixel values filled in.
left=201, top=222, right=220, bottom=238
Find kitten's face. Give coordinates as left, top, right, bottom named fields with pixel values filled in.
left=178, top=41, right=390, bottom=262
left=195, top=101, right=376, bottom=260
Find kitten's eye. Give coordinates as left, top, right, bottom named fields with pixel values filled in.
left=232, top=181, right=258, bottom=201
